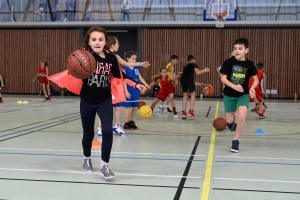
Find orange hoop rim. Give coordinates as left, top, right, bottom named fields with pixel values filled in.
left=213, top=12, right=227, bottom=17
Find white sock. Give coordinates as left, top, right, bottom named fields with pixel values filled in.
left=113, top=124, right=119, bottom=128
left=84, top=156, right=90, bottom=159
left=101, top=159, right=107, bottom=168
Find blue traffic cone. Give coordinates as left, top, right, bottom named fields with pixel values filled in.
left=255, top=129, right=266, bottom=135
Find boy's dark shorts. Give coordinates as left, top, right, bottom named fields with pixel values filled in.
left=181, top=81, right=195, bottom=93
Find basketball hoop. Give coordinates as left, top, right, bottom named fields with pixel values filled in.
left=213, top=12, right=227, bottom=28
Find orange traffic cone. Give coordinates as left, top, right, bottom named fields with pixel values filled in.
left=92, top=140, right=102, bottom=147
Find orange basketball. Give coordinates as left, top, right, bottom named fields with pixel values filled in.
left=176, top=72, right=182, bottom=81
left=213, top=117, right=227, bottom=131
left=202, top=84, right=214, bottom=98
left=66, top=49, right=96, bottom=79
left=139, top=101, right=146, bottom=109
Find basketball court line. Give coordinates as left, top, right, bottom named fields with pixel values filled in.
left=33, top=129, right=300, bottom=139
left=0, top=151, right=206, bottom=162
left=0, top=118, right=80, bottom=143
left=215, top=155, right=300, bottom=161
left=0, top=112, right=78, bottom=133
left=201, top=101, right=220, bottom=200
left=174, top=136, right=201, bottom=199
left=0, top=100, right=78, bottom=114
left=1, top=119, right=299, bottom=129
left=212, top=188, right=300, bottom=195
left=215, top=160, right=300, bottom=166
left=0, top=115, right=80, bottom=138
left=0, top=177, right=200, bottom=189
left=0, top=148, right=207, bottom=157
left=213, top=177, right=300, bottom=184
left=0, top=168, right=203, bottom=179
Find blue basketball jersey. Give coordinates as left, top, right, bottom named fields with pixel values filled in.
left=123, top=66, right=139, bottom=101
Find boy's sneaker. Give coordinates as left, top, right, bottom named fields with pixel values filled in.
left=229, top=122, right=237, bottom=131
left=100, top=165, right=115, bottom=179
left=182, top=111, right=187, bottom=119
left=113, top=124, right=126, bottom=136
left=187, top=110, right=195, bottom=119
left=230, top=140, right=240, bottom=153
left=82, top=157, right=93, bottom=172
left=97, top=126, right=102, bottom=137
left=123, top=122, right=131, bottom=130
left=157, top=107, right=164, bottom=112
left=166, top=107, right=173, bottom=113
left=173, top=111, right=179, bottom=118
left=129, top=121, right=138, bottom=129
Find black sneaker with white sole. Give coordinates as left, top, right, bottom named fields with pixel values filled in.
left=230, top=140, right=240, bottom=153
left=227, top=122, right=237, bottom=131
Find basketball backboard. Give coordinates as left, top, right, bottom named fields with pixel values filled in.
left=203, top=0, right=237, bottom=21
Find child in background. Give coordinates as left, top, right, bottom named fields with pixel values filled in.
left=149, top=67, right=179, bottom=118
left=249, top=63, right=268, bottom=119
left=32, top=60, right=51, bottom=101
left=158, top=55, right=179, bottom=113
left=122, top=50, right=150, bottom=130
left=97, top=36, right=150, bottom=137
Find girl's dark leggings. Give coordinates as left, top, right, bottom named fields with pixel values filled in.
left=80, top=98, right=113, bottom=163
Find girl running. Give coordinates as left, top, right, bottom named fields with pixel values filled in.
left=32, top=60, right=51, bottom=101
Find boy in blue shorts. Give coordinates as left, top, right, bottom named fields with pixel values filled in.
left=123, top=51, right=150, bottom=129
left=220, top=38, right=258, bottom=153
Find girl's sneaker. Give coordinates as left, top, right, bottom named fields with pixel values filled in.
left=113, top=124, right=126, bottom=136
left=129, top=121, right=138, bottom=129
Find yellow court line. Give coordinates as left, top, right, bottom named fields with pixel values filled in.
left=200, top=101, right=219, bottom=200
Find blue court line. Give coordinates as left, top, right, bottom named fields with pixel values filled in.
left=0, top=115, right=80, bottom=138
left=0, top=152, right=205, bottom=162
left=215, top=160, right=300, bottom=166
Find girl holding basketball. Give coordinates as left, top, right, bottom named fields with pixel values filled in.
left=80, top=26, right=146, bottom=179
left=149, top=67, right=179, bottom=118
left=0, top=74, right=4, bottom=103
left=122, top=50, right=150, bottom=130
left=32, top=59, right=51, bottom=101
left=97, top=36, right=150, bottom=137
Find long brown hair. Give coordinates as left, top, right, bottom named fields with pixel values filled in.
left=105, top=36, right=118, bottom=50
left=152, top=67, right=167, bottom=82
left=82, top=26, right=108, bottom=49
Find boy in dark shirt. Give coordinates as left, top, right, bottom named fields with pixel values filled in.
left=220, top=38, right=258, bottom=153
left=180, top=55, right=209, bottom=119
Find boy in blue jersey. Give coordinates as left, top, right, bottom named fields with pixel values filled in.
left=122, top=51, right=150, bottom=129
